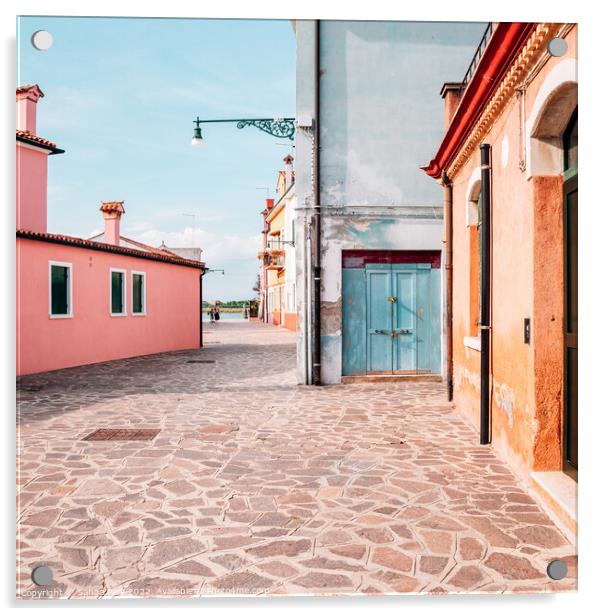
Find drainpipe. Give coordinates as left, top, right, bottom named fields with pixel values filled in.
left=311, top=19, right=322, bottom=386
left=479, top=144, right=492, bottom=445
left=442, top=171, right=453, bottom=402
left=199, top=269, right=205, bottom=348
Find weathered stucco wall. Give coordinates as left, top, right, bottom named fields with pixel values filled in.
left=294, top=21, right=316, bottom=384
left=294, top=21, right=486, bottom=383
left=320, top=209, right=443, bottom=383
left=450, top=26, right=577, bottom=477
left=319, top=21, right=487, bottom=207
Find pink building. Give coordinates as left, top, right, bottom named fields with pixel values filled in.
left=16, top=85, right=206, bottom=376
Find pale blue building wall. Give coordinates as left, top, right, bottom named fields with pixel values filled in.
left=294, top=21, right=485, bottom=384
left=319, top=21, right=486, bottom=207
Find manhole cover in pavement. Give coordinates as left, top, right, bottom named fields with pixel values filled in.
left=187, top=360, right=216, bottom=364
left=82, top=428, right=160, bottom=441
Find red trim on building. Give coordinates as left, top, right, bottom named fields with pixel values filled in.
left=423, top=22, right=536, bottom=179
left=342, top=250, right=441, bottom=269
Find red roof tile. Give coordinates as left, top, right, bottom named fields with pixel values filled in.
left=100, top=201, right=125, bottom=214
left=16, top=84, right=44, bottom=97
left=16, top=129, right=56, bottom=148
left=16, top=130, right=64, bottom=154
left=17, top=229, right=205, bottom=270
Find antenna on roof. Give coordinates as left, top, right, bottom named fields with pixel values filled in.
left=256, top=187, right=271, bottom=198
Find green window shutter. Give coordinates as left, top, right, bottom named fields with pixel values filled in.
left=51, top=265, right=69, bottom=315
left=111, top=271, right=124, bottom=314
left=133, top=274, right=143, bottom=313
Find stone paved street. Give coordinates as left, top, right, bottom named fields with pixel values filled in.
left=17, top=320, right=576, bottom=598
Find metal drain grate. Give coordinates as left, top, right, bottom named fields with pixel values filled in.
left=82, top=428, right=160, bottom=441
left=187, top=360, right=216, bottom=364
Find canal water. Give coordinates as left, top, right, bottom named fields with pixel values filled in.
left=203, top=312, right=245, bottom=321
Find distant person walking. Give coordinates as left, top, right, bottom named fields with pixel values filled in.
left=214, top=306, right=221, bottom=322
left=208, top=307, right=215, bottom=324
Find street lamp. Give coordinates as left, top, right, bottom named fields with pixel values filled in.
left=191, top=116, right=295, bottom=145
left=191, top=120, right=204, bottom=147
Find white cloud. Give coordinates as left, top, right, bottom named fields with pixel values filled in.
left=130, top=225, right=262, bottom=265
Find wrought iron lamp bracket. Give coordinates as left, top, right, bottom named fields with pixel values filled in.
left=194, top=116, right=295, bottom=140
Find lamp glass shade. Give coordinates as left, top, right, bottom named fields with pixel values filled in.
left=191, top=126, right=204, bottom=147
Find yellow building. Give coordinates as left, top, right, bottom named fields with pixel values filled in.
left=258, top=155, right=296, bottom=330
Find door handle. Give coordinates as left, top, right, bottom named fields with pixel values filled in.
left=374, top=329, right=388, bottom=335
left=396, top=329, right=412, bottom=335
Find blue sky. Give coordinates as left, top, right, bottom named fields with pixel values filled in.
left=17, top=17, right=296, bottom=301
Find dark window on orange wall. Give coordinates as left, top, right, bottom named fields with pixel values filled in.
left=468, top=193, right=482, bottom=337
left=563, top=108, right=578, bottom=172
left=469, top=226, right=480, bottom=336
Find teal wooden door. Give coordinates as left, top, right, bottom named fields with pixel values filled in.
left=392, top=267, right=417, bottom=372
left=366, top=265, right=393, bottom=373
left=342, top=252, right=441, bottom=376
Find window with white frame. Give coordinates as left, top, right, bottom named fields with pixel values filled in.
left=110, top=268, right=127, bottom=316
left=132, top=271, right=146, bottom=315
left=49, top=261, right=72, bottom=317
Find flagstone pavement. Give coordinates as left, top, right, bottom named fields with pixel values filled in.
left=16, top=320, right=576, bottom=599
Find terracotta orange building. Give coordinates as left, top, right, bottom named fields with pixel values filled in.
left=424, top=23, right=577, bottom=538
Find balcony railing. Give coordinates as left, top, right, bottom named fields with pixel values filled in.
left=266, top=239, right=289, bottom=251
left=461, top=22, right=494, bottom=90
left=264, top=253, right=285, bottom=270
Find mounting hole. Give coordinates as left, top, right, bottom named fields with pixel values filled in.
left=547, top=37, right=567, bottom=57
left=31, top=565, right=53, bottom=586
left=547, top=559, right=568, bottom=580
left=31, top=30, right=53, bottom=51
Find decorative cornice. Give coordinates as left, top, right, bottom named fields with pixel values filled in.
left=447, top=23, right=564, bottom=179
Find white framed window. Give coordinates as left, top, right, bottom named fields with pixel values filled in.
left=110, top=268, right=127, bottom=316
left=49, top=261, right=73, bottom=318
left=131, top=271, right=146, bottom=315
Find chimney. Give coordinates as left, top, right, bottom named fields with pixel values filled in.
left=283, top=155, right=294, bottom=190
left=266, top=198, right=274, bottom=210
left=16, top=85, right=53, bottom=233
left=100, top=201, right=125, bottom=246
left=16, top=84, right=44, bottom=134
left=440, top=82, right=464, bottom=131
